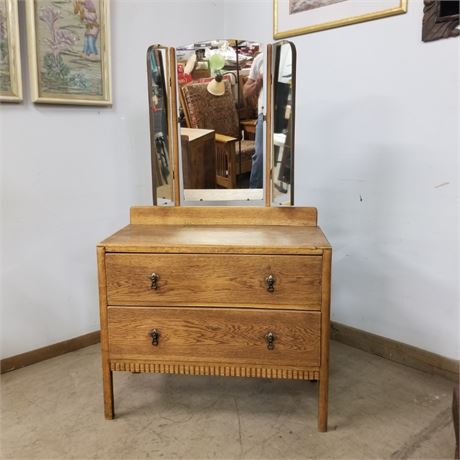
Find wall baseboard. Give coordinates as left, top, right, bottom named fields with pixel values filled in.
left=0, top=331, right=100, bottom=374
left=331, top=321, right=459, bottom=383
left=1, top=325, right=458, bottom=384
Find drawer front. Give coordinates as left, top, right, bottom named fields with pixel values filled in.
left=105, top=254, right=322, bottom=309
left=108, top=307, right=321, bottom=368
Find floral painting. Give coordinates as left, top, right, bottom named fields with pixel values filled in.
left=0, top=0, right=22, bottom=101
left=0, top=1, right=11, bottom=92
left=27, top=0, right=111, bottom=105
left=289, top=0, right=347, bottom=14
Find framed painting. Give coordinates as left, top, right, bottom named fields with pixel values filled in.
left=0, top=0, right=23, bottom=102
left=274, top=0, right=408, bottom=39
left=26, top=0, right=111, bottom=105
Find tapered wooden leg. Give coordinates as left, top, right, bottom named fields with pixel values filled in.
left=102, top=362, right=114, bottom=419
left=318, top=248, right=331, bottom=432
left=318, top=374, right=328, bottom=432
left=97, top=246, right=114, bottom=419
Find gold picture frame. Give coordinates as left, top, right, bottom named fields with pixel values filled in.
left=0, top=0, right=23, bottom=102
left=26, top=0, right=111, bottom=105
left=274, top=0, right=408, bottom=39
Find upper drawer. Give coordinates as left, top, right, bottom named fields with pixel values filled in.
left=105, top=254, right=322, bottom=309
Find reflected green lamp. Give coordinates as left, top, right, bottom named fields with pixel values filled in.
left=207, top=54, right=226, bottom=96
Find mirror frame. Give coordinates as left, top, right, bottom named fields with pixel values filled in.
left=147, top=40, right=296, bottom=207
left=270, top=40, right=296, bottom=207
left=147, top=45, right=173, bottom=206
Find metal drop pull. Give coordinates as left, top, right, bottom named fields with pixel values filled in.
left=149, top=273, right=160, bottom=290
left=149, top=329, right=160, bottom=346
left=265, top=274, right=276, bottom=293
left=265, top=331, right=276, bottom=350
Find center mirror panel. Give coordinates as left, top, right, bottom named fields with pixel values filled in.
left=176, top=40, right=265, bottom=203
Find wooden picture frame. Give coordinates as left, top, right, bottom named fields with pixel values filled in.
left=26, top=0, right=111, bottom=105
left=422, top=0, right=459, bottom=42
left=0, top=0, right=23, bottom=102
left=274, top=0, right=408, bottom=39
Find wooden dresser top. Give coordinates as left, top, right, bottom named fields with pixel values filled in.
left=99, top=224, right=330, bottom=254
left=99, top=207, right=331, bottom=254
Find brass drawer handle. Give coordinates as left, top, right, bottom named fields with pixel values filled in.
left=149, top=272, right=160, bottom=290
left=265, top=331, right=276, bottom=350
left=149, top=329, right=160, bottom=346
left=265, top=274, right=276, bottom=292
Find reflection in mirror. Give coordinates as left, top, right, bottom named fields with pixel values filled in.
left=147, top=45, right=173, bottom=205
left=271, top=41, right=296, bottom=206
left=176, top=40, right=264, bottom=202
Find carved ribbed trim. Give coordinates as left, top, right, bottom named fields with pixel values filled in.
left=110, top=361, right=319, bottom=380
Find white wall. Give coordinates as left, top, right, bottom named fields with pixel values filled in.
left=1, top=0, right=458, bottom=361
left=0, top=0, right=224, bottom=359
left=224, top=0, right=459, bottom=359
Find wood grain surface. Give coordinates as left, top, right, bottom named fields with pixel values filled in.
left=100, top=224, right=330, bottom=254
left=97, top=205, right=332, bottom=429
left=107, top=307, right=321, bottom=368
left=105, top=253, right=322, bottom=309
left=110, top=360, right=320, bottom=380
left=319, top=248, right=332, bottom=432
left=97, top=246, right=114, bottom=419
left=129, top=206, right=318, bottom=226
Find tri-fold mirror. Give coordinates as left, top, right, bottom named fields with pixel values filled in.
left=147, top=39, right=296, bottom=206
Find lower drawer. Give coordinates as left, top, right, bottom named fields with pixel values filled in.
left=107, top=307, right=320, bottom=368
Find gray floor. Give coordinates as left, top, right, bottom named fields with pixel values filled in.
left=0, top=341, right=456, bottom=459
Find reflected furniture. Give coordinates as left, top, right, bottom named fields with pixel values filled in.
left=180, top=80, right=254, bottom=189
left=240, top=119, right=257, bottom=139
left=181, top=128, right=216, bottom=189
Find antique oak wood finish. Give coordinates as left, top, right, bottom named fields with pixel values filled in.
left=98, top=206, right=332, bottom=431
left=108, top=307, right=321, bottom=367
left=105, top=254, right=322, bottom=309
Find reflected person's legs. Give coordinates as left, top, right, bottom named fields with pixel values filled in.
left=249, top=112, right=264, bottom=188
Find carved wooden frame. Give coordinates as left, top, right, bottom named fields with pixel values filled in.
left=422, top=0, right=459, bottom=42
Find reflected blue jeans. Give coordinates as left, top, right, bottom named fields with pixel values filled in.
left=249, top=112, right=264, bottom=188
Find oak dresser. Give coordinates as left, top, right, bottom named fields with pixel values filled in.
left=97, top=206, right=332, bottom=431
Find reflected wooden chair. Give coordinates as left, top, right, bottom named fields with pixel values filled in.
left=180, top=80, right=254, bottom=189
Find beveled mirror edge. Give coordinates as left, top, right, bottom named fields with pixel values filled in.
left=271, top=40, right=296, bottom=207
left=147, top=44, right=175, bottom=206
left=291, top=42, right=296, bottom=206
left=288, top=40, right=296, bottom=206
left=146, top=44, right=160, bottom=205
left=265, top=43, right=273, bottom=207
left=168, top=47, right=181, bottom=206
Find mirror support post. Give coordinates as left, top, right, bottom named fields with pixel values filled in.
left=264, top=44, right=273, bottom=207
left=169, top=47, right=181, bottom=206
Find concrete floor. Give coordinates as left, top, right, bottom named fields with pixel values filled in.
left=0, top=341, right=456, bottom=459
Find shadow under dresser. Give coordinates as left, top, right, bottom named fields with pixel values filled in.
left=97, top=206, right=332, bottom=431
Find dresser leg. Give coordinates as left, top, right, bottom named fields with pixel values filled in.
left=102, top=365, right=114, bottom=419
left=318, top=376, right=328, bottom=432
